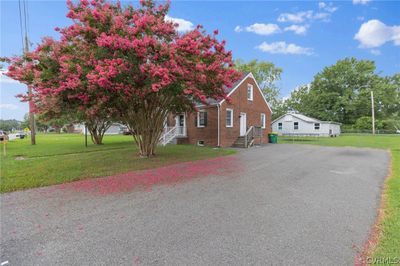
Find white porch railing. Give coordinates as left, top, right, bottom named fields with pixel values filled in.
left=159, top=126, right=187, bottom=146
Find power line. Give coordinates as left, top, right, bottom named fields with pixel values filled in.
left=17, top=0, right=24, bottom=51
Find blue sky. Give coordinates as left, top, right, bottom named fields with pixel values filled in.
left=1, top=0, right=399, bottom=120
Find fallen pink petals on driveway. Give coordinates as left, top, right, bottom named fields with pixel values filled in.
left=56, top=155, right=241, bottom=195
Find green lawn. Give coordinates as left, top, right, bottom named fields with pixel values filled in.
left=280, top=134, right=400, bottom=261
left=0, top=134, right=235, bottom=193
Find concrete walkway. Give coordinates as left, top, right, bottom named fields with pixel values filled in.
left=0, top=145, right=389, bottom=265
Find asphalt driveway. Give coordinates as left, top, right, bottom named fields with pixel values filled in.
left=0, top=144, right=389, bottom=265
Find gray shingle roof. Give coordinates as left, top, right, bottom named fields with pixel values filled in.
left=199, top=72, right=249, bottom=105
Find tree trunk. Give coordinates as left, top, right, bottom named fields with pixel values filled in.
left=86, top=119, right=112, bottom=145
left=123, top=95, right=173, bottom=157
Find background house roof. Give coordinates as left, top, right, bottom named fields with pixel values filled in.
left=272, top=113, right=342, bottom=125
left=290, top=113, right=321, bottom=123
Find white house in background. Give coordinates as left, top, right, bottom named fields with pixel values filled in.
left=74, top=123, right=128, bottom=135
left=272, top=113, right=341, bottom=137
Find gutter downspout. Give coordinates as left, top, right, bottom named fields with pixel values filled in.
left=217, top=103, right=220, bottom=147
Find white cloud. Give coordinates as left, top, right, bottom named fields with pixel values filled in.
left=165, top=15, right=194, bottom=32
left=354, top=19, right=400, bottom=48
left=277, top=10, right=333, bottom=23
left=234, top=25, right=243, bottom=32
left=313, top=12, right=331, bottom=21
left=318, top=2, right=327, bottom=9
left=277, top=11, right=313, bottom=23
left=318, top=2, right=338, bottom=13
left=278, top=2, right=337, bottom=24
left=370, top=49, right=381, bottom=55
left=284, top=24, right=309, bottom=35
left=245, top=23, right=281, bottom=35
left=256, top=41, right=314, bottom=55
left=353, top=0, right=371, bottom=5
left=0, top=104, right=18, bottom=110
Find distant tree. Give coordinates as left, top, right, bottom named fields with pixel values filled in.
left=22, top=113, right=51, bottom=132
left=284, top=58, right=399, bottom=124
left=37, top=114, right=71, bottom=133
left=354, top=116, right=375, bottom=130
left=235, top=59, right=283, bottom=108
left=0, top=119, right=22, bottom=132
left=285, top=85, right=312, bottom=114
left=271, top=100, right=289, bottom=120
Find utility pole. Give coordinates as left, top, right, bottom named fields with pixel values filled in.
left=85, top=124, right=88, bottom=147
left=21, top=0, right=35, bottom=144
left=371, top=91, right=375, bottom=135
left=24, top=33, right=36, bottom=145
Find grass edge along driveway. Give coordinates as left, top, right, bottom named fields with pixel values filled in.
left=1, top=134, right=235, bottom=193
left=280, top=134, right=399, bottom=264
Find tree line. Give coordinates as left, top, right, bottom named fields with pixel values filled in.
left=236, top=57, right=400, bottom=132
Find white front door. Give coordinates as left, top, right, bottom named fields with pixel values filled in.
left=175, top=114, right=186, bottom=135
left=240, top=112, right=247, bottom=136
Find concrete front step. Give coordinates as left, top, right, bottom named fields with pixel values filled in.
left=233, top=136, right=247, bottom=148
left=233, top=136, right=255, bottom=148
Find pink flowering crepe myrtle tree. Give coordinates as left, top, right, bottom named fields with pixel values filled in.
left=5, top=19, right=118, bottom=145
left=6, top=0, right=240, bottom=156
left=5, top=38, right=115, bottom=145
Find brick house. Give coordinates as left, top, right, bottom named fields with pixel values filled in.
left=161, top=72, right=272, bottom=147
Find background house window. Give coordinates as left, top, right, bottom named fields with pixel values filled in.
left=197, top=111, right=207, bottom=127
left=197, top=140, right=205, bottom=146
left=261, top=113, right=266, bottom=129
left=226, top=109, right=233, bottom=127
left=314, top=123, right=320, bottom=130
left=278, top=122, right=282, bottom=130
left=294, top=122, right=299, bottom=130
left=247, top=84, right=253, bottom=101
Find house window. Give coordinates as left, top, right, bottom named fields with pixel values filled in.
left=314, top=123, right=320, bottom=130
left=278, top=122, right=282, bottom=130
left=197, top=111, right=207, bottom=127
left=247, top=84, right=253, bottom=101
left=294, top=122, right=299, bottom=130
left=226, top=109, right=233, bottom=127
left=197, top=140, right=205, bottom=146
left=261, top=113, right=266, bottom=129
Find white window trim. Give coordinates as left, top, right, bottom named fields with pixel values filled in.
left=226, top=108, right=233, bottom=127
left=261, top=113, right=266, bottom=129
left=294, top=121, right=299, bottom=130
left=197, top=111, right=205, bottom=128
left=278, top=122, right=283, bottom=130
left=247, top=84, right=253, bottom=101
left=314, top=123, right=320, bottom=130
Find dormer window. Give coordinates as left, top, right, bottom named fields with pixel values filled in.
left=247, top=84, right=253, bottom=101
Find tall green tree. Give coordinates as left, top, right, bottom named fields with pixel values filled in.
left=235, top=59, right=283, bottom=108
left=287, top=57, right=399, bottom=125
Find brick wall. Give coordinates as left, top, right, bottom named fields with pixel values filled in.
left=177, top=106, right=219, bottom=147
left=173, top=75, right=272, bottom=147
left=219, top=76, right=272, bottom=147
